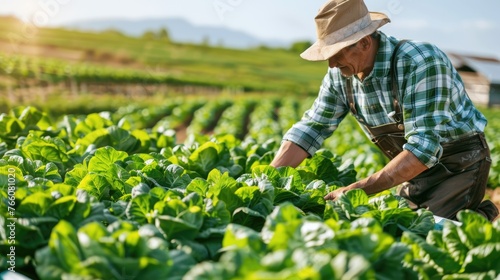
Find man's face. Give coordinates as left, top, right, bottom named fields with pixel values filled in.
left=328, top=42, right=366, bottom=77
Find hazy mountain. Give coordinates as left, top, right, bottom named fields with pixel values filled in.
left=62, top=18, right=289, bottom=49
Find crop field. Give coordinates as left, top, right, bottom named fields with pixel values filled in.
left=0, top=15, right=499, bottom=280
left=0, top=99, right=499, bottom=279
left=0, top=16, right=325, bottom=96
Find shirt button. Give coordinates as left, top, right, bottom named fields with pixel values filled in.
left=398, top=124, right=404, bottom=130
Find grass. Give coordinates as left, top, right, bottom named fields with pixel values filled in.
left=0, top=16, right=326, bottom=95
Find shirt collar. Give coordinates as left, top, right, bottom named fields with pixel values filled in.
left=367, top=31, right=401, bottom=79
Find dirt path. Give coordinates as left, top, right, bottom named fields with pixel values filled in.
left=0, top=40, right=83, bottom=61
left=0, top=40, right=141, bottom=68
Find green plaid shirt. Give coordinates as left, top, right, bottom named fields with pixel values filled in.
left=284, top=32, right=487, bottom=168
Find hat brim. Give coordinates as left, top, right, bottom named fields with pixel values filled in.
left=300, top=12, right=390, bottom=61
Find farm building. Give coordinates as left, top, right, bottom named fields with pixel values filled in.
left=447, top=53, right=500, bottom=107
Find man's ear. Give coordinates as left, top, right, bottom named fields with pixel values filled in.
left=360, top=36, right=371, bottom=50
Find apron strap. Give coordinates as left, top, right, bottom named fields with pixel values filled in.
left=346, top=77, right=357, bottom=115
left=345, top=39, right=409, bottom=125
left=390, top=39, right=409, bottom=122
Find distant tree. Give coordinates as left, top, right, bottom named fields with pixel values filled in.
left=141, top=30, right=156, bottom=40
left=101, top=28, right=125, bottom=37
left=141, top=28, right=170, bottom=42
left=289, top=40, right=313, bottom=53
left=216, top=39, right=224, bottom=48
left=257, top=45, right=271, bottom=51
left=157, top=28, right=170, bottom=41
left=202, top=36, right=210, bottom=47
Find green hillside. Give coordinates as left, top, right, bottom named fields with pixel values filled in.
left=0, top=16, right=326, bottom=95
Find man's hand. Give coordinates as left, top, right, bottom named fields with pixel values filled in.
left=324, top=186, right=349, bottom=200
left=323, top=150, right=428, bottom=201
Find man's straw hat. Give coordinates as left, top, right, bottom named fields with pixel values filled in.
left=301, top=0, right=390, bottom=61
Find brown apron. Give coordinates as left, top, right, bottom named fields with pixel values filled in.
left=344, top=40, right=499, bottom=221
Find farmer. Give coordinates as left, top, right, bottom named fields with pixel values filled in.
left=270, top=0, right=499, bottom=221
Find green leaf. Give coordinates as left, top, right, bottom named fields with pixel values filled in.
left=234, top=186, right=260, bottom=207
left=14, top=106, right=44, bottom=128
left=252, top=165, right=281, bottom=186
left=276, top=166, right=303, bottom=192
left=107, top=126, right=142, bottom=153
left=155, top=206, right=203, bottom=240
left=64, top=163, right=88, bottom=187
left=183, top=259, right=232, bottom=280
left=405, top=209, right=435, bottom=236
left=149, top=187, right=168, bottom=201
left=402, top=231, right=461, bottom=274
left=295, top=189, right=326, bottom=216
left=462, top=243, right=500, bottom=273
left=45, top=196, right=77, bottom=219
left=38, top=162, right=63, bottom=182
left=73, top=128, right=110, bottom=154
left=345, top=189, right=369, bottom=208
left=189, top=142, right=220, bottom=178
left=131, top=182, right=150, bottom=198
left=164, top=164, right=192, bottom=189
left=331, top=189, right=369, bottom=221
left=74, top=126, right=141, bottom=155
left=77, top=222, right=109, bottom=256
left=77, top=256, right=120, bottom=279
left=34, top=246, right=66, bottom=280
left=373, top=243, right=414, bottom=279
left=65, top=200, right=92, bottom=226
left=173, top=238, right=209, bottom=262
left=123, top=154, right=148, bottom=171
left=222, top=223, right=264, bottom=252
left=363, top=208, right=416, bottom=236
left=168, top=250, right=199, bottom=280
left=456, top=210, right=496, bottom=248
left=21, top=134, right=69, bottom=163
left=126, top=193, right=154, bottom=224
left=299, top=220, right=335, bottom=248
left=0, top=165, right=27, bottom=190
left=206, top=169, right=241, bottom=213
left=77, top=173, right=111, bottom=201
left=131, top=129, right=151, bottom=153
left=430, top=226, right=468, bottom=265
left=232, top=207, right=266, bottom=229
left=274, top=188, right=300, bottom=204
left=368, top=193, right=399, bottom=210
left=330, top=252, right=374, bottom=279
left=259, top=250, right=293, bottom=272
left=0, top=114, right=23, bottom=140
left=17, top=192, right=54, bottom=217
left=335, top=226, right=394, bottom=262
left=88, top=146, right=128, bottom=173
left=299, top=154, right=339, bottom=185
left=261, top=203, right=304, bottom=249
left=201, top=199, right=231, bottom=234
left=48, top=220, right=83, bottom=272
left=74, top=113, right=113, bottom=136
left=442, top=270, right=499, bottom=280
left=186, top=178, right=209, bottom=196
left=49, top=183, right=76, bottom=197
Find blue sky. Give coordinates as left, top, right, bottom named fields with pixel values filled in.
left=2, top=0, right=500, bottom=58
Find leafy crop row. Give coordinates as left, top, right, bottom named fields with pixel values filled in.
left=1, top=104, right=499, bottom=279
left=0, top=53, right=232, bottom=90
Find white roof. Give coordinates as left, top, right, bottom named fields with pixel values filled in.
left=447, top=53, right=500, bottom=84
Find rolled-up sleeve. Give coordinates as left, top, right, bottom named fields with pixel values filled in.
left=402, top=53, right=455, bottom=168
left=283, top=70, right=350, bottom=156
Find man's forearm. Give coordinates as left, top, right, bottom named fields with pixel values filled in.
left=346, top=150, right=428, bottom=195
left=270, top=140, right=310, bottom=168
